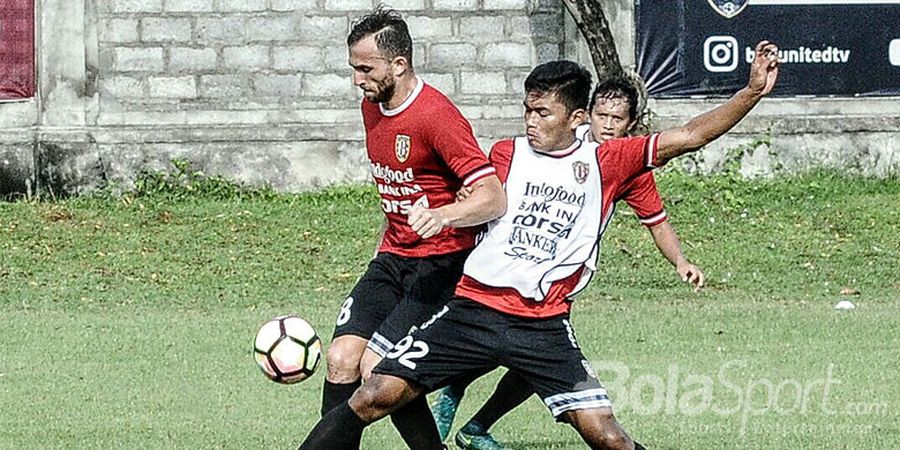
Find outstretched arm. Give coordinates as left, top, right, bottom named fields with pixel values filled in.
left=408, top=175, right=506, bottom=239
left=656, top=40, right=780, bottom=166
left=648, top=222, right=704, bottom=292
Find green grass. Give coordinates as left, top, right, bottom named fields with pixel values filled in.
left=1, top=170, right=898, bottom=449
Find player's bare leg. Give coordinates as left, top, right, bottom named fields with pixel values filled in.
left=358, top=347, right=382, bottom=382
left=358, top=347, right=445, bottom=449
left=562, top=408, right=643, bottom=450
left=349, top=373, right=423, bottom=421
left=321, top=335, right=367, bottom=416
left=326, top=335, right=368, bottom=382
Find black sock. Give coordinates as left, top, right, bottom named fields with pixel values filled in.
left=321, top=379, right=361, bottom=417
left=634, top=441, right=647, bottom=450
left=467, top=371, right=533, bottom=431
left=446, top=370, right=481, bottom=398
left=391, top=395, right=444, bottom=450
left=298, top=401, right=368, bottom=450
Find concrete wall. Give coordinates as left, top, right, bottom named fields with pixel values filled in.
left=1, top=0, right=898, bottom=197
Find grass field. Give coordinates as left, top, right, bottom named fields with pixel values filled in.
left=1, top=169, right=898, bottom=449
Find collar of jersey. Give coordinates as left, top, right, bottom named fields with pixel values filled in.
left=379, top=76, right=424, bottom=117
left=533, top=138, right=583, bottom=158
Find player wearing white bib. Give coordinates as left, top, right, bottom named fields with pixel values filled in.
left=298, top=41, right=779, bottom=450
left=435, top=77, right=706, bottom=450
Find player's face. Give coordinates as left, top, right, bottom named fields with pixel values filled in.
left=523, top=91, right=585, bottom=152
left=349, top=34, right=397, bottom=104
left=589, top=96, right=636, bottom=143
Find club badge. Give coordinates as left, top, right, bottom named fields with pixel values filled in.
left=395, top=135, right=411, bottom=163
left=572, top=161, right=589, bottom=184
left=707, top=0, right=748, bottom=19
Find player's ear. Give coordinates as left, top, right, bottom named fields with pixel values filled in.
left=626, top=118, right=638, bottom=132
left=569, top=108, right=587, bottom=130
left=391, top=56, right=410, bottom=77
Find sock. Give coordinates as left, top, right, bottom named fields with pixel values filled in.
left=298, top=401, right=368, bottom=450
left=445, top=370, right=480, bottom=399
left=443, top=381, right=467, bottom=401
left=466, top=371, right=534, bottom=432
left=391, top=395, right=444, bottom=450
left=634, top=441, right=647, bottom=450
left=321, top=379, right=361, bottom=417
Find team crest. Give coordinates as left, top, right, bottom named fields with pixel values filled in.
left=572, top=161, right=589, bottom=184
left=707, top=0, right=749, bottom=18
left=395, top=135, right=411, bottom=163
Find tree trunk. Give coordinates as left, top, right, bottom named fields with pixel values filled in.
left=562, top=0, right=649, bottom=128
left=561, top=0, right=624, bottom=81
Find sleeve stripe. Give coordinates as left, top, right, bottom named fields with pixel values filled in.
left=645, top=133, right=660, bottom=169
left=463, top=165, right=497, bottom=186
left=639, top=210, right=668, bottom=225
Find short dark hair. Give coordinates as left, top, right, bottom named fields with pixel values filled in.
left=347, top=6, right=413, bottom=66
left=523, top=60, right=592, bottom=114
left=589, top=77, right=639, bottom=120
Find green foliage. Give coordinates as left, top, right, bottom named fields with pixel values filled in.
left=130, top=159, right=278, bottom=201
left=661, top=129, right=775, bottom=212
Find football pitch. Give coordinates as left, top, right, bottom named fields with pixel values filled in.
left=1, top=170, right=898, bottom=449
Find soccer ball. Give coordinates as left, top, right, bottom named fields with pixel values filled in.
left=253, top=315, right=322, bottom=384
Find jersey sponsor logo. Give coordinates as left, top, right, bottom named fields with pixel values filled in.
left=707, top=0, right=749, bottom=18
left=370, top=162, right=415, bottom=184
left=377, top=183, right=423, bottom=196
left=395, top=134, right=411, bottom=163
left=508, top=226, right=558, bottom=260
left=572, top=161, right=589, bottom=184
left=524, top=181, right=586, bottom=206
left=381, top=195, right=429, bottom=215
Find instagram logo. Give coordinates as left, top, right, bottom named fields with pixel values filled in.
left=704, top=36, right=739, bottom=72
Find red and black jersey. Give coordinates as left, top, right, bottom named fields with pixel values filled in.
left=362, top=77, right=495, bottom=257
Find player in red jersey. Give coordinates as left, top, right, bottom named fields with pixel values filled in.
left=298, top=41, right=778, bottom=450
left=318, top=7, right=506, bottom=450
left=434, top=77, right=706, bottom=450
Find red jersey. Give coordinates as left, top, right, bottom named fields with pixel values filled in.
left=576, top=124, right=667, bottom=227
left=456, top=133, right=660, bottom=318
left=362, top=78, right=496, bottom=257
left=619, top=172, right=667, bottom=227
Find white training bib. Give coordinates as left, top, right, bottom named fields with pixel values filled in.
left=464, top=137, right=604, bottom=301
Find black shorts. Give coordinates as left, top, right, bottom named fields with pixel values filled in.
left=373, top=297, right=612, bottom=418
left=331, top=250, right=469, bottom=356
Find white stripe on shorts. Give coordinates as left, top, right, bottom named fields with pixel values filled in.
left=543, top=388, right=612, bottom=417
left=367, top=332, right=394, bottom=358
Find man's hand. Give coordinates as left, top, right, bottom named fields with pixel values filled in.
left=676, top=261, right=705, bottom=293
left=408, top=205, right=449, bottom=239
left=748, top=40, right=779, bottom=97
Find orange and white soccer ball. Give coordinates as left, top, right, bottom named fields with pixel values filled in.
left=253, top=315, right=322, bottom=384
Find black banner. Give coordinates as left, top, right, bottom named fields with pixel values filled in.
left=635, top=0, right=900, bottom=97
